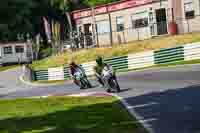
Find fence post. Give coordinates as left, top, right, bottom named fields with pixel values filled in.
left=108, top=13, right=113, bottom=46
left=123, top=30, right=126, bottom=44
left=186, top=19, right=190, bottom=33
left=137, top=28, right=140, bottom=41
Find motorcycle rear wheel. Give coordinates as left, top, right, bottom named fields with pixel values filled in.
left=109, top=78, right=120, bottom=93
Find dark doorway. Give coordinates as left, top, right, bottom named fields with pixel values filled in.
left=83, top=23, right=93, bottom=47
left=156, top=8, right=168, bottom=35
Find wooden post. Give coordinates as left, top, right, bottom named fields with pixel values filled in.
left=108, top=13, right=113, bottom=46
left=91, top=7, right=98, bottom=47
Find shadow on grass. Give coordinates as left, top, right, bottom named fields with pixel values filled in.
left=0, top=99, right=146, bottom=133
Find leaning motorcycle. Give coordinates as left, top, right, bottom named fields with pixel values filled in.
left=101, top=65, right=120, bottom=93
left=74, top=68, right=92, bottom=89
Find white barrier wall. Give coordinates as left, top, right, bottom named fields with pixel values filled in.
left=35, top=42, right=200, bottom=81
left=48, top=67, right=64, bottom=81
left=128, top=51, right=154, bottom=69
left=81, top=61, right=96, bottom=76
left=184, top=42, right=200, bottom=61
left=46, top=61, right=96, bottom=81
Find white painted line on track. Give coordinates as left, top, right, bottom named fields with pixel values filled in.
left=139, top=118, right=157, bottom=123
left=111, top=93, right=154, bottom=133
left=68, top=92, right=98, bottom=97
left=127, top=102, right=159, bottom=109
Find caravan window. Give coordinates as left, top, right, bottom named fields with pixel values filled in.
left=3, top=46, right=12, bottom=54
left=15, top=46, right=24, bottom=53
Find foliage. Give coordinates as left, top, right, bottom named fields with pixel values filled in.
left=0, top=0, right=49, bottom=42
left=82, top=0, right=118, bottom=6
left=0, top=0, right=120, bottom=42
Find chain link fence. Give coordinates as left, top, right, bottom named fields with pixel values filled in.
left=54, top=15, right=200, bottom=53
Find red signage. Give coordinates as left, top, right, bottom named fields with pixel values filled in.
left=73, top=7, right=107, bottom=19
left=108, top=0, right=152, bottom=11
left=73, top=10, right=92, bottom=19
left=95, top=7, right=107, bottom=14
left=72, top=0, right=152, bottom=19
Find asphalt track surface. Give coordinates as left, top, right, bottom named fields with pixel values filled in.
left=1, top=64, right=200, bottom=133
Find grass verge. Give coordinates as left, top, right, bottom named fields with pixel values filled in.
left=0, top=65, right=19, bottom=72
left=30, top=32, right=200, bottom=70
left=0, top=97, right=146, bottom=133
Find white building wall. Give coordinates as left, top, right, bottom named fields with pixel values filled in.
left=110, top=1, right=169, bottom=44
left=74, top=0, right=193, bottom=46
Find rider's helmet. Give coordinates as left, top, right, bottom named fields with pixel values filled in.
left=69, top=61, right=76, bottom=67
left=69, top=56, right=77, bottom=68
left=96, top=56, right=103, bottom=66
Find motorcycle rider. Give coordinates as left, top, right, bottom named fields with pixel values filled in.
left=94, top=56, right=120, bottom=90
left=94, top=56, right=107, bottom=86
left=69, top=61, right=85, bottom=89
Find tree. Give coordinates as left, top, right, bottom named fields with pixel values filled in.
left=0, top=0, right=120, bottom=43
left=50, top=0, right=73, bottom=32
left=0, top=0, right=49, bottom=42
left=82, top=0, right=118, bottom=7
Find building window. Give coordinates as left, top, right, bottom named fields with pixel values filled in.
left=116, top=16, right=124, bottom=32
left=184, top=0, right=195, bottom=19
left=132, top=18, right=148, bottom=29
left=3, top=46, right=12, bottom=54
left=131, top=11, right=148, bottom=29
left=149, top=12, right=154, bottom=23
left=15, top=46, right=24, bottom=53
left=96, top=20, right=110, bottom=34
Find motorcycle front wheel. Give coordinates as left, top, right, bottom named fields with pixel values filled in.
left=81, top=78, right=92, bottom=89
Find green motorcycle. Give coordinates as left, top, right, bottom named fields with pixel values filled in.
left=74, top=68, right=92, bottom=89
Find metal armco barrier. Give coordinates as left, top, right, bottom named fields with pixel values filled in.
left=31, top=42, right=200, bottom=81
